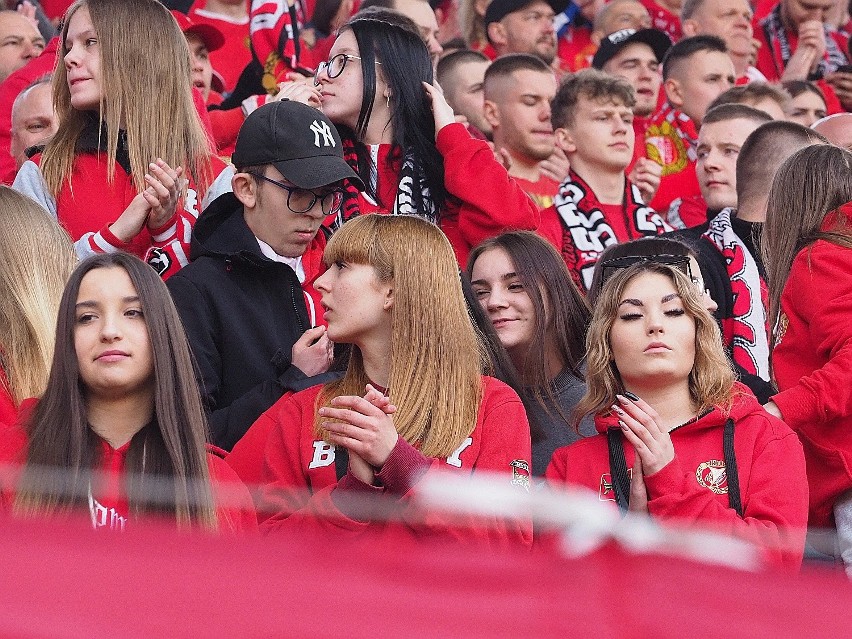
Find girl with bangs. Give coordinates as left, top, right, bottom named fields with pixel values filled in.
left=0, top=253, right=255, bottom=532
left=12, top=0, right=231, bottom=273
left=253, top=214, right=532, bottom=547
left=761, top=144, right=852, bottom=572
left=291, top=10, right=539, bottom=264
left=0, top=187, right=77, bottom=427
left=545, top=262, right=809, bottom=570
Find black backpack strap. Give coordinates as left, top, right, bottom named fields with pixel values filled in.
left=606, top=428, right=631, bottom=513
left=334, top=445, right=349, bottom=481
left=723, top=418, right=744, bottom=517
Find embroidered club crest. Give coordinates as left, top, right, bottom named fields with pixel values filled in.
left=599, top=469, right=633, bottom=501
left=696, top=460, right=728, bottom=494
left=510, top=459, right=531, bottom=491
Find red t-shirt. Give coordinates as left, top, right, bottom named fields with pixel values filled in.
left=557, top=24, right=595, bottom=72
left=512, top=174, right=560, bottom=210
left=189, top=3, right=252, bottom=94
left=638, top=0, right=682, bottom=42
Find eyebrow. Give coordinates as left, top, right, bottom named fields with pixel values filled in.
left=617, top=292, right=680, bottom=308
left=470, top=271, right=518, bottom=286
left=76, top=296, right=140, bottom=309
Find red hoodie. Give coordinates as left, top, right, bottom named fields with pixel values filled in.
left=0, top=410, right=257, bottom=533
left=546, top=384, right=808, bottom=571
left=772, top=215, right=852, bottom=529
left=243, top=376, right=533, bottom=549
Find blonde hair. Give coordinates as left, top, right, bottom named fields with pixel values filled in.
left=317, top=214, right=487, bottom=458
left=459, top=0, right=488, bottom=49
left=0, top=187, right=77, bottom=404
left=41, top=0, right=213, bottom=195
left=575, top=262, right=735, bottom=424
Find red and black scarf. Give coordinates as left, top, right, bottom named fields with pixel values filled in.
left=552, top=170, right=671, bottom=291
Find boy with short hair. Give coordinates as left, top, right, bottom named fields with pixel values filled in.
left=645, top=35, right=735, bottom=212
left=538, top=69, right=670, bottom=291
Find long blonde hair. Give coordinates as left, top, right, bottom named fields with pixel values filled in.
left=575, top=263, right=735, bottom=425
left=40, top=0, right=213, bottom=195
left=0, top=187, right=77, bottom=405
left=317, top=214, right=487, bottom=458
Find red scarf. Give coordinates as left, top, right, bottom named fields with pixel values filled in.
left=553, top=170, right=671, bottom=291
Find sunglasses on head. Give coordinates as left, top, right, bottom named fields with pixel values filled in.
left=599, top=254, right=694, bottom=289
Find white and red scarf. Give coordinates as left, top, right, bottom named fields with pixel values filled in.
left=702, top=208, right=770, bottom=380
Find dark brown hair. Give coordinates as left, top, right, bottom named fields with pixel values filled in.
left=468, top=231, right=591, bottom=426
left=551, top=68, right=635, bottom=129
left=14, top=253, right=217, bottom=529
left=763, top=144, right=852, bottom=348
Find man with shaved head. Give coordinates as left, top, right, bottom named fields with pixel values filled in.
left=484, top=53, right=559, bottom=207
left=671, top=120, right=826, bottom=397
left=812, top=112, right=852, bottom=150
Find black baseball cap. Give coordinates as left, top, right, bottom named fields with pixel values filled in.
left=484, top=0, right=569, bottom=29
left=232, top=100, right=364, bottom=190
left=592, top=28, right=672, bottom=70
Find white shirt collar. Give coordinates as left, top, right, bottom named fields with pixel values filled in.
left=255, top=237, right=305, bottom=283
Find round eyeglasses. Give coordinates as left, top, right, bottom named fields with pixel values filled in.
left=314, top=53, right=381, bottom=86
left=249, top=173, right=344, bottom=216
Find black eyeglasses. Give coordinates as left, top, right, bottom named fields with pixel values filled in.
left=314, top=53, right=381, bottom=86
left=249, top=173, right=344, bottom=216
left=600, top=254, right=699, bottom=290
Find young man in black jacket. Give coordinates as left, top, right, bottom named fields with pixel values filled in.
left=167, top=100, right=363, bottom=450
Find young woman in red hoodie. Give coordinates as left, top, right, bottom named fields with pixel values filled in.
left=251, top=214, right=533, bottom=548
left=762, top=144, right=852, bottom=571
left=546, top=261, right=809, bottom=571
left=295, top=10, right=539, bottom=264
left=0, top=253, right=255, bottom=532
left=12, top=0, right=231, bottom=270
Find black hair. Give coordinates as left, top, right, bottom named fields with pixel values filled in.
left=342, top=11, right=448, bottom=211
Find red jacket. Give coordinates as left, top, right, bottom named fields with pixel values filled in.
left=340, top=123, right=541, bottom=265
left=244, top=376, right=533, bottom=548
left=638, top=0, right=682, bottom=42
left=13, top=149, right=231, bottom=270
left=772, top=223, right=852, bottom=528
left=546, top=384, right=808, bottom=571
left=0, top=417, right=257, bottom=533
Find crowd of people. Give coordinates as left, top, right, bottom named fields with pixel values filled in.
left=0, top=0, right=850, bottom=578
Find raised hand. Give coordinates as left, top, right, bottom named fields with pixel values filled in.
left=422, top=81, right=456, bottom=138
left=319, top=393, right=399, bottom=469
left=290, top=325, right=334, bottom=377
left=143, top=159, right=184, bottom=230
left=612, top=393, right=674, bottom=476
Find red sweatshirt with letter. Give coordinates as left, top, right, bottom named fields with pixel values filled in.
left=240, top=377, right=533, bottom=548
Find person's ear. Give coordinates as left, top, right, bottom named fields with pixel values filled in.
left=483, top=99, right=501, bottom=129
left=664, top=77, right=683, bottom=109
left=232, top=172, right=257, bottom=208
left=474, top=0, right=490, bottom=17
left=554, top=127, right=576, bottom=153
left=383, top=285, right=394, bottom=310
left=487, top=21, right=507, bottom=47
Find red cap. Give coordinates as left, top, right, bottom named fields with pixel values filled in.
left=171, top=10, right=225, bottom=54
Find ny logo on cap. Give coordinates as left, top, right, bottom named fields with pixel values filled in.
left=310, top=119, right=336, bottom=148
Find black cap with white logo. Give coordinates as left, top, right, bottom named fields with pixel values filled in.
left=592, top=28, right=672, bottom=70
left=232, top=100, right=364, bottom=190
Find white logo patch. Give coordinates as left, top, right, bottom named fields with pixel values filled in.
left=310, top=120, right=336, bottom=148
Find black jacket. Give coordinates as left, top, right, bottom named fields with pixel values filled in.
left=167, top=192, right=328, bottom=451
